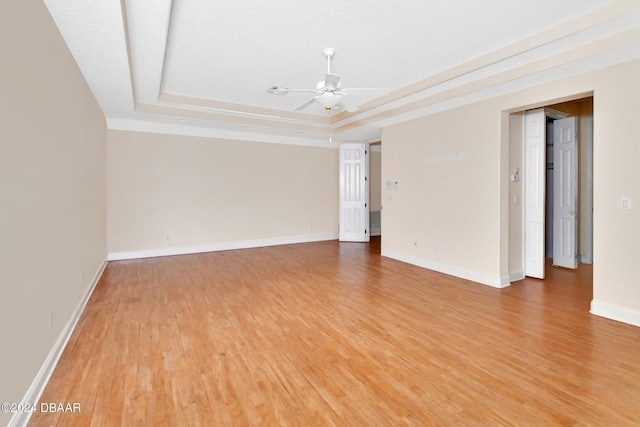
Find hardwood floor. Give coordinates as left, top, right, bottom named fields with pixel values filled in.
left=30, top=238, right=640, bottom=426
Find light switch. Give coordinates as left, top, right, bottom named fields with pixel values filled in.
left=621, top=197, right=632, bottom=210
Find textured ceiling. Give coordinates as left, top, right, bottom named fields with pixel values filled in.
left=160, top=0, right=594, bottom=107
left=42, top=0, right=640, bottom=145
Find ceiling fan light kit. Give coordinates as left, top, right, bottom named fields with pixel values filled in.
left=267, top=48, right=386, bottom=113
left=318, top=92, right=340, bottom=110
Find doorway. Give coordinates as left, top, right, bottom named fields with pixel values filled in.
left=510, top=96, right=593, bottom=281
left=370, top=142, right=382, bottom=237
left=338, top=142, right=382, bottom=243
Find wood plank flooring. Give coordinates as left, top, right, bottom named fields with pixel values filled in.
left=30, top=238, right=640, bottom=426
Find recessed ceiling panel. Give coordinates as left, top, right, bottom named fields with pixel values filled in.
left=45, top=0, right=634, bottom=144
left=159, top=0, right=611, bottom=113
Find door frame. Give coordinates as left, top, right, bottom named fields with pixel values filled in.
left=514, top=99, right=593, bottom=281
left=338, top=142, right=370, bottom=242
left=523, top=108, right=570, bottom=278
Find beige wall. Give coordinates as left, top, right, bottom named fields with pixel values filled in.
left=382, top=59, right=640, bottom=315
left=382, top=100, right=505, bottom=284
left=591, top=60, right=640, bottom=311
left=108, top=131, right=338, bottom=255
left=0, top=0, right=107, bottom=423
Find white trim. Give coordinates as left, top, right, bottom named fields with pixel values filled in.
left=9, top=259, right=108, bottom=427
left=580, top=255, right=593, bottom=264
left=509, top=270, right=525, bottom=283
left=342, top=43, right=640, bottom=135
left=590, top=300, right=640, bottom=328
left=108, top=233, right=339, bottom=261
left=107, top=118, right=338, bottom=148
left=104, top=42, right=640, bottom=148
left=381, top=250, right=511, bottom=289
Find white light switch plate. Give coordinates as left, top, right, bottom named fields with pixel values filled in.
left=621, top=197, right=632, bottom=210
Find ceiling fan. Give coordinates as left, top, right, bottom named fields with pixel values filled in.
left=267, top=48, right=387, bottom=112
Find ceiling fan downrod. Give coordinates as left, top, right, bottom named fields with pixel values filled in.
left=323, top=47, right=335, bottom=74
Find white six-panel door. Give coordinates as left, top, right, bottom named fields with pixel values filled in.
left=524, top=109, right=546, bottom=279
left=553, top=117, right=578, bottom=269
left=339, top=143, right=369, bottom=242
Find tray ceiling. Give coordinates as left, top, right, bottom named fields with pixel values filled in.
left=43, top=0, right=640, bottom=145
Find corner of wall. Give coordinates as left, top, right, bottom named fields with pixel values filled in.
left=8, top=260, right=108, bottom=427
left=381, top=250, right=511, bottom=289
left=590, top=300, right=640, bottom=328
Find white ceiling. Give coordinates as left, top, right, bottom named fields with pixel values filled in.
left=42, top=0, right=640, bottom=145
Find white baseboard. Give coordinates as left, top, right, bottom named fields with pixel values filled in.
left=108, top=233, right=339, bottom=261
left=9, top=259, right=108, bottom=427
left=381, top=250, right=511, bottom=289
left=580, top=255, right=593, bottom=264
left=590, top=300, right=640, bottom=327
left=509, top=270, right=525, bottom=283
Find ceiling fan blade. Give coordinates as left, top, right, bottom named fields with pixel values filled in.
left=294, top=96, right=318, bottom=111
left=286, top=88, right=321, bottom=93
left=340, top=87, right=389, bottom=94
left=271, top=49, right=384, bottom=113
left=324, top=73, right=341, bottom=90
left=267, top=86, right=319, bottom=95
